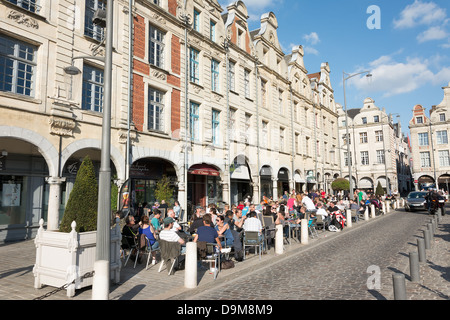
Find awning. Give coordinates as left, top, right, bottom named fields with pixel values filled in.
left=188, top=164, right=220, bottom=176
left=231, top=165, right=250, bottom=180
left=294, top=173, right=305, bottom=183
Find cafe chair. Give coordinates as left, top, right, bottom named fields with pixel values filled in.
left=122, top=234, right=141, bottom=268
left=205, top=243, right=221, bottom=280
left=158, top=239, right=182, bottom=275
left=243, top=231, right=263, bottom=260
left=143, top=236, right=161, bottom=270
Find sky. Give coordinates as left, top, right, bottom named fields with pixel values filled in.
left=218, top=0, right=450, bottom=136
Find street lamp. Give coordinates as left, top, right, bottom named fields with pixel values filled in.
left=343, top=70, right=372, bottom=200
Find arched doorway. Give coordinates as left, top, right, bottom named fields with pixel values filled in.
left=129, top=158, right=178, bottom=213
left=277, top=167, right=290, bottom=198
left=294, top=170, right=305, bottom=193
left=438, top=174, right=450, bottom=192
left=260, top=166, right=273, bottom=200
left=418, top=175, right=435, bottom=190
left=188, top=163, right=221, bottom=209
left=359, top=177, right=374, bottom=193
left=230, top=155, right=252, bottom=205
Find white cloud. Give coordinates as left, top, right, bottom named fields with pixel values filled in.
left=394, top=0, right=447, bottom=29
left=417, top=26, right=449, bottom=43
left=303, top=32, right=320, bottom=45
left=303, top=46, right=319, bottom=56
left=349, top=54, right=443, bottom=98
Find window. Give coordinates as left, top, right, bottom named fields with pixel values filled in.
left=439, top=150, right=450, bottom=167
left=210, top=20, right=216, bottom=42
left=149, top=25, right=165, bottom=68
left=362, top=117, right=367, bottom=124
left=418, top=132, right=429, bottom=146
left=190, top=102, right=200, bottom=141
left=189, top=48, right=199, bottom=84
left=85, top=0, right=106, bottom=41
left=148, top=88, right=164, bottom=132
left=342, top=133, right=351, bottom=145
left=152, top=0, right=160, bottom=5
left=420, top=152, right=431, bottom=168
left=376, top=150, right=385, bottom=164
left=278, top=90, right=283, bottom=114
left=7, top=0, right=40, bottom=13
left=244, top=69, right=250, bottom=98
left=416, top=116, right=423, bottom=124
left=211, top=59, right=219, bottom=92
left=261, top=80, right=267, bottom=108
left=230, top=108, right=236, bottom=140
left=344, top=152, right=352, bottom=166
left=374, top=115, right=380, bottom=123
left=361, top=151, right=369, bottom=165
left=262, top=121, right=268, bottom=147
left=193, top=9, right=200, bottom=32
left=375, top=130, right=383, bottom=142
left=0, top=34, right=36, bottom=97
left=82, top=65, right=104, bottom=112
left=360, top=132, right=368, bottom=143
left=280, top=127, right=285, bottom=150
left=440, top=113, right=446, bottom=122
left=295, top=133, right=299, bottom=154
left=212, top=109, right=220, bottom=144
left=228, top=61, right=235, bottom=92
left=436, top=130, right=448, bottom=145
left=244, top=113, right=251, bottom=143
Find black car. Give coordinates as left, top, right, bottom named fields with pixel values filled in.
left=405, top=191, right=428, bottom=211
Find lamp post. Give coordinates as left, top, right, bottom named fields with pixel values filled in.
left=93, top=0, right=114, bottom=300
left=342, top=71, right=372, bottom=200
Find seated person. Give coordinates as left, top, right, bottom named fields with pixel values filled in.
left=316, top=202, right=329, bottom=222
left=138, top=215, right=159, bottom=265
left=193, top=214, right=222, bottom=250
left=215, top=215, right=234, bottom=248
left=122, top=215, right=140, bottom=262
left=151, top=210, right=162, bottom=232
left=189, top=208, right=204, bottom=234
left=243, top=211, right=265, bottom=251
left=159, top=217, right=186, bottom=254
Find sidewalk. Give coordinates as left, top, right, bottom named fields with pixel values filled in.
left=0, top=210, right=448, bottom=300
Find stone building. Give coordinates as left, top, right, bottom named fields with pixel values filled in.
left=0, top=0, right=340, bottom=242
left=409, top=82, right=450, bottom=192
left=337, top=97, right=412, bottom=196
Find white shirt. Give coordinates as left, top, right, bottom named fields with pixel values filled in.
left=302, top=196, right=316, bottom=210
left=316, top=208, right=328, bottom=218
left=243, top=217, right=263, bottom=234
left=159, top=229, right=181, bottom=242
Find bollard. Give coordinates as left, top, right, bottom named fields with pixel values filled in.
left=417, top=238, right=426, bottom=263
left=386, top=200, right=391, bottom=212
left=409, top=251, right=420, bottom=283
left=431, top=218, right=436, bottom=234
left=346, top=209, right=352, bottom=228
left=382, top=202, right=386, bottom=215
left=275, top=224, right=284, bottom=254
left=300, top=219, right=308, bottom=245
left=91, top=260, right=109, bottom=300
left=423, top=229, right=431, bottom=250
left=364, top=207, right=369, bottom=221
left=370, top=204, right=376, bottom=218
left=184, top=242, right=197, bottom=289
left=427, top=223, right=434, bottom=239
left=392, top=273, right=407, bottom=300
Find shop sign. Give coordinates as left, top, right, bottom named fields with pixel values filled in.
left=2, top=183, right=21, bottom=206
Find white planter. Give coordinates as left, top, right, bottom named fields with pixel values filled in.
left=33, top=218, right=122, bottom=298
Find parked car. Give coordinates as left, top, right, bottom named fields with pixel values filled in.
left=405, top=191, right=428, bottom=212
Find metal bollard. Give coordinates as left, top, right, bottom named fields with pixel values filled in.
left=370, top=204, right=375, bottom=218
left=423, top=229, right=431, bottom=250
left=417, top=238, right=426, bottom=263
left=409, top=251, right=420, bottom=283
left=346, top=209, right=352, bottom=228
left=184, top=242, right=197, bottom=289
left=364, top=207, right=369, bottom=221
left=427, top=223, right=434, bottom=239
left=392, top=273, right=407, bottom=300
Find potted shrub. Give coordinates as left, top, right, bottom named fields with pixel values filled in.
left=33, top=156, right=121, bottom=297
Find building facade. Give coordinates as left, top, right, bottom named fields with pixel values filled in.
left=337, top=98, right=412, bottom=196
left=0, top=0, right=341, bottom=242
left=409, top=82, right=450, bottom=192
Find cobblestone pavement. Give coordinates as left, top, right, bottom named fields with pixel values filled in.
left=0, top=208, right=448, bottom=301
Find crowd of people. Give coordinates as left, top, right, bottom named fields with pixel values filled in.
left=120, top=188, right=395, bottom=269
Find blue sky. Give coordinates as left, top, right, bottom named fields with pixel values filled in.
left=218, top=0, right=450, bottom=136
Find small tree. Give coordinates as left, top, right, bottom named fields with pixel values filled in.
left=331, top=178, right=350, bottom=191
left=375, top=181, right=384, bottom=196
left=154, top=175, right=174, bottom=205
left=59, top=156, right=98, bottom=233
